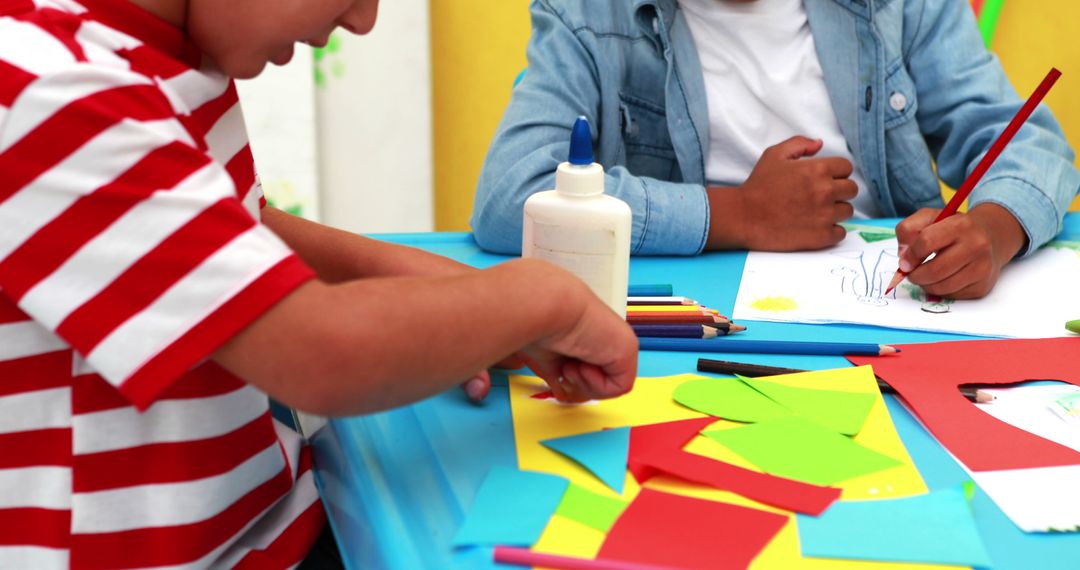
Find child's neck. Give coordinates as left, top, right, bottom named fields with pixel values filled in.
left=126, top=0, right=186, bottom=28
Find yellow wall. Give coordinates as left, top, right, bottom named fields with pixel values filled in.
left=991, top=0, right=1080, bottom=211
left=430, top=1, right=531, bottom=231
left=430, top=2, right=1080, bottom=231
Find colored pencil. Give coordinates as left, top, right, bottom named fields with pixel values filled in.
left=626, top=310, right=719, bottom=319
left=493, top=546, right=682, bottom=570
left=638, top=337, right=898, bottom=356
left=631, top=323, right=744, bottom=338
left=886, top=67, right=1062, bottom=294
left=626, top=305, right=719, bottom=314
left=632, top=324, right=719, bottom=339
left=695, top=358, right=993, bottom=402
left=626, top=314, right=729, bottom=325
left=628, top=284, right=673, bottom=297
left=627, top=296, right=697, bottom=305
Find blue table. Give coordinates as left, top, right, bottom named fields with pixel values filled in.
left=311, top=217, right=1080, bottom=569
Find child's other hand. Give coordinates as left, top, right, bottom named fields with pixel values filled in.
left=726, top=136, right=857, bottom=251
left=520, top=281, right=638, bottom=403
left=895, top=203, right=1027, bottom=299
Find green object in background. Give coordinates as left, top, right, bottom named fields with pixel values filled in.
left=554, top=483, right=628, bottom=532
left=1067, top=319, right=1080, bottom=334
left=978, top=0, right=1005, bottom=47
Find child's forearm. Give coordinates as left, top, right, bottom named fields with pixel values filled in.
left=213, top=258, right=596, bottom=415
left=261, top=206, right=472, bottom=282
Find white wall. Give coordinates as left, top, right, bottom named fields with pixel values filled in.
left=237, top=0, right=434, bottom=234
left=236, top=46, right=320, bottom=221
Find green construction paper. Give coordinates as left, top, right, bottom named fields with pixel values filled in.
left=704, top=416, right=902, bottom=486
left=554, top=483, right=628, bottom=532
left=739, top=376, right=877, bottom=435
left=674, top=376, right=876, bottom=436
left=673, top=377, right=789, bottom=423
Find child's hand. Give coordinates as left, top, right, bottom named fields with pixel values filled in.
left=519, top=282, right=639, bottom=403
left=895, top=203, right=1027, bottom=299
left=461, top=354, right=527, bottom=402
left=726, top=136, right=857, bottom=251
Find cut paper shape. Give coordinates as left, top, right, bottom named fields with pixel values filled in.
left=673, top=377, right=789, bottom=423
left=627, top=417, right=717, bottom=482
left=796, top=487, right=992, bottom=567
left=704, top=416, right=902, bottom=486
left=452, top=466, right=568, bottom=547
left=849, top=337, right=1080, bottom=471
left=739, top=376, right=877, bottom=435
left=541, top=427, right=631, bottom=493
left=674, top=376, right=876, bottom=435
left=733, top=232, right=1080, bottom=338
left=632, top=446, right=840, bottom=515
left=554, top=483, right=628, bottom=533
left=597, top=488, right=787, bottom=570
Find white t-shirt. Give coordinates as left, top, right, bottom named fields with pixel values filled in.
left=678, top=0, right=880, bottom=218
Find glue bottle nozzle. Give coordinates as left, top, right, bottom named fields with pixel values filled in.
left=568, top=116, right=593, bottom=166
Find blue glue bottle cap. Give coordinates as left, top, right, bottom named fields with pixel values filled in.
left=568, top=116, right=593, bottom=165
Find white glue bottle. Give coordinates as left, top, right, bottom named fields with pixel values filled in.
left=522, top=116, right=632, bottom=318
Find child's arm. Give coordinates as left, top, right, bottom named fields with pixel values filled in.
left=702, top=137, right=857, bottom=251
left=893, top=0, right=1078, bottom=297
left=261, top=206, right=473, bottom=282
left=213, top=256, right=638, bottom=416
left=894, top=203, right=1027, bottom=299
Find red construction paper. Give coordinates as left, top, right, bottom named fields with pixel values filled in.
left=849, top=337, right=1080, bottom=471
left=598, top=488, right=787, bottom=570
left=627, top=418, right=718, bottom=482
left=633, top=445, right=840, bottom=515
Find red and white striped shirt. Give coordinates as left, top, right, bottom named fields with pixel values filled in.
left=0, top=0, right=325, bottom=567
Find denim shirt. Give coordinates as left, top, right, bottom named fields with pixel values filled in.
left=471, top=0, right=1079, bottom=256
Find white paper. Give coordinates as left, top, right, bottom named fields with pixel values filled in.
left=733, top=230, right=1080, bottom=338
left=964, top=383, right=1080, bottom=533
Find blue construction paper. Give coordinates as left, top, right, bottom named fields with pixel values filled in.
left=541, top=427, right=631, bottom=493
left=452, top=466, right=568, bottom=547
left=796, top=487, right=991, bottom=567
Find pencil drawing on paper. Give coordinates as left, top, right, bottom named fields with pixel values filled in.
left=830, top=249, right=898, bottom=307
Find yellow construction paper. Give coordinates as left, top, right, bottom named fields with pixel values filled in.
left=513, top=366, right=964, bottom=569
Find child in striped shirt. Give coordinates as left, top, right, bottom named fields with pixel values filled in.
left=0, top=0, right=638, bottom=567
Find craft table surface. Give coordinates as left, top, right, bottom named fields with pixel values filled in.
left=311, top=215, right=1080, bottom=570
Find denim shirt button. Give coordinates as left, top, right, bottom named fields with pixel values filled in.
left=889, top=92, right=907, bottom=112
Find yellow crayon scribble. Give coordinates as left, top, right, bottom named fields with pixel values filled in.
left=751, top=296, right=798, bottom=312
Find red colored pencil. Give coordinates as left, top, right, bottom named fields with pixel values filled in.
left=885, top=67, right=1062, bottom=294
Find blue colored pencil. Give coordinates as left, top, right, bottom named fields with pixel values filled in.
left=637, top=337, right=899, bottom=356
left=627, top=284, right=673, bottom=297
left=631, top=324, right=719, bottom=339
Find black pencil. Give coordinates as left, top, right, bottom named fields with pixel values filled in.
left=695, top=358, right=994, bottom=403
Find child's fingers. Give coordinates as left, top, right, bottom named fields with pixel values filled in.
left=895, top=208, right=940, bottom=247
left=899, top=215, right=957, bottom=272
left=768, top=136, right=823, bottom=160
left=461, top=371, right=491, bottom=403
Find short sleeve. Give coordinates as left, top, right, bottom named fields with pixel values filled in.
left=0, top=66, right=315, bottom=409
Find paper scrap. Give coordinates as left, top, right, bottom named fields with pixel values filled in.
left=452, top=466, right=568, bottom=547
left=542, top=427, right=631, bottom=493
left=704, top=416, right=902, bottom=486
left=554, top=483, right=628, bottom=533
left=796, top=487, right=992, bottom=567
left=598, top=488, right=787, bottom=570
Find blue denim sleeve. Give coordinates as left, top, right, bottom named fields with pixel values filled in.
left=904, top=0, right=1080, bottom=255
left=470, top=1, right=710, bottom=256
